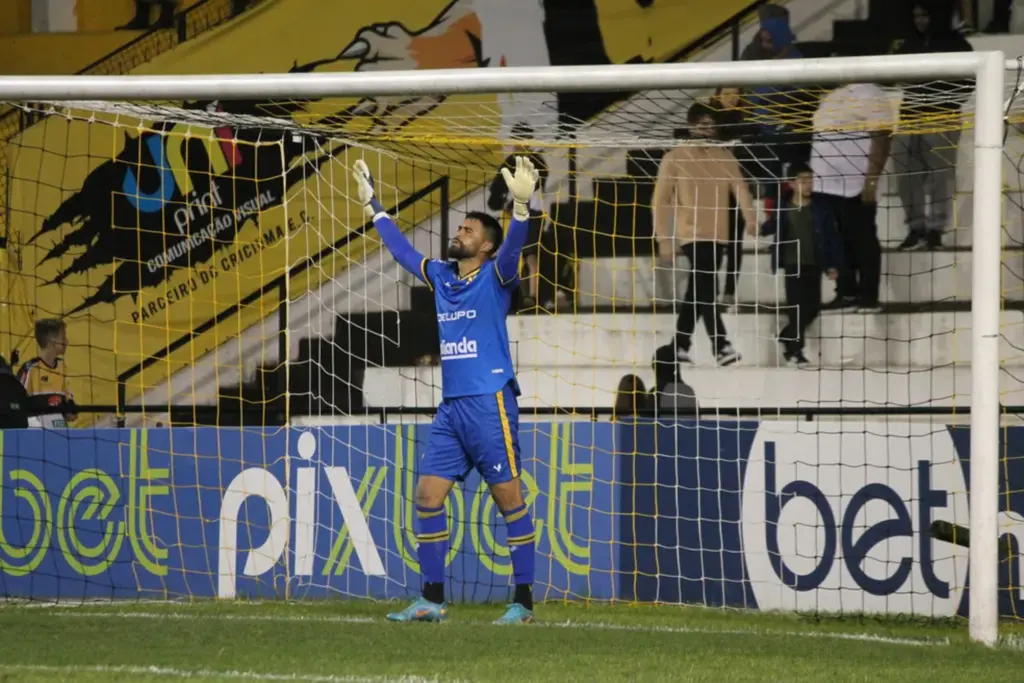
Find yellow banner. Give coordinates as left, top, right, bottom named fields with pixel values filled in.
left=4, top=0, right=757, bottom=418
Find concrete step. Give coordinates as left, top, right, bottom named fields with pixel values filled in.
left=363, top=365, right=1024, bottom=411
left=576, top=247, right=1024, bottom=308
left=501, top=311, right=1024, bottom=370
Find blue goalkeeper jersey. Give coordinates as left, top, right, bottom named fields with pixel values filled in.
left=366, top=200, right=528, bottom=401
left=423, top=259, right=520, bottom=399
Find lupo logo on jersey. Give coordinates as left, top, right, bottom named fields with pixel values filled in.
left=740, top=421, right=970, bottom=617
left=31, top=97, right=340, bottom=314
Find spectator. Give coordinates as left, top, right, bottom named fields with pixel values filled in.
left=740, top=5, right=815, bottom=215
left=612, top=374, right=654, bottom=420
left=709, top=87, right=766, bottom=309
left=810, top=81, right=894, bottom=313
left=0, top=352, right=29, bottom=429
left=741, top=5, right=803, bottom=136
left=654, top=102, right=756, bottom=366
left=740, top=4, right=798, bottom=61
left=120, top=0, right=177, bottom=30
left=982, top=0, right=1013, bottom=32
left=487, top=129, right=561, bottom=311
left=894, top=2, right=973, bottom=251
left=18, top=319, right=76, bottom=429
left=651, top=343, right=698, bottom=414
left=761, top=162, right=841, bottom=367
left=953, top=0, right=976, bottom=31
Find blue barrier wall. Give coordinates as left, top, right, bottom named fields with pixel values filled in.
left=0, top=422, right=1022, bottom=616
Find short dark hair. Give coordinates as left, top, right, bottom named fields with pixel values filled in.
left=687, top=101, right=717, bottom=126
left=789, top=160, right=812, bottom=177
left=35, top=318, right=65, bottom=348
left=464, top=211, right=504, bottom=257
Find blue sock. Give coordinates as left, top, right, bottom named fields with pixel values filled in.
left=503, top=503, right=535, bottom=608
left=416, top=505, right=447, bottom=602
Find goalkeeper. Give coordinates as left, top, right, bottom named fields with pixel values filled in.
left=352, top=156, right=540, bottom=625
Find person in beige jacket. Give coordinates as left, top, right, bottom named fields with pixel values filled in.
left=654, top=102, right=757, bottom=366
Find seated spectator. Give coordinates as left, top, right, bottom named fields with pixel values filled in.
left=18, top=319, right=76, bottom=429
left=760, top=162, right=841, bottom=367
left=120, top=0, right=177, bottom=30
left=612, top=375, right=654, bottom=420
left=651, top=343, right=698, bottom=414
left=740, top=4, right=798, bottom=61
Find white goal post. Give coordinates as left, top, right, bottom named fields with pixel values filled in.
left=0, top=50, right=1010, bottom=645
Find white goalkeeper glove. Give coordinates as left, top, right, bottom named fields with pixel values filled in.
left=499, top=155, right=540, bottom=221
left=352, top=159, right=377, bottom=220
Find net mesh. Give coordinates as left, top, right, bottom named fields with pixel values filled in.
left=0, top=69, right=1022, bottom=616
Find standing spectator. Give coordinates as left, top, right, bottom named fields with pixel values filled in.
left=982, top=0, right=1013, bottom=32
left=488, top=129, right=559, bottom=310
left=810, top=82, right=895, bottom=313
left=18, top=319, right=76, bottom=429
left=654, top=102, right=756, bottom=366
left=710, top=87, right=762, bottom=309
left=761, top=162, right=841, bottom=367
left=120, top=0, right=177, bottom=29
left=894, top=2, right=973, bottom=251
left=0, top=352, right=29, bottom=429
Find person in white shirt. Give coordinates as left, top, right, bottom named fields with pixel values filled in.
left=809, top=82, right=895, bottom=313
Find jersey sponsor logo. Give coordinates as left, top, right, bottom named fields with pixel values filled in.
left=741, top=421, right=968, bottom=617
left=439, top=337, right=478, bottom=361
left=437, top=309, right=477, bottom=323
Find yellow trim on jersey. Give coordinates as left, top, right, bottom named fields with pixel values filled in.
left=459, top=265, right=481, bottom=283
left=494, top=259, right=518, bottom=286
left=420, top=258, right=434, bottom=292
left=496, top=389, right=517, bottom=478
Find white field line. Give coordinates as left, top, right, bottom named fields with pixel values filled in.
left=32, top=608, right=950, bottom=647
left=0, top=663, right=449, bottom=682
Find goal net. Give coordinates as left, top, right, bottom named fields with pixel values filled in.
left=0, top=55, right=1016, bottom=639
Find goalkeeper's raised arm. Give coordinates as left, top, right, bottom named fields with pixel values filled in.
left=493, top=155, right=539, bottom=285
left=351, top=157, right=539, bottom=286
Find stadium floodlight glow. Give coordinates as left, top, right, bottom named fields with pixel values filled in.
left=0, top=50, right=1013, bottom=647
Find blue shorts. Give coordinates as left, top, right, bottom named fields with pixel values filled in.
left=421, top=382, right=521, bottom=485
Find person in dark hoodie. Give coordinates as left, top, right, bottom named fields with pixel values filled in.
left=742, top=5, right=803, bottom=133
left=893, top=1, right=974, bottom=251
left=740, top=5, right=813, bottom=208
left=761, top=161, right=842, bottom=367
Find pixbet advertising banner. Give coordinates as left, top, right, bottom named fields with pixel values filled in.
left=0, top=421, right=1021, bottom=617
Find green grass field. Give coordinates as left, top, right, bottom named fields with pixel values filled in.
left=0, top=601, right=1022, bottom=682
